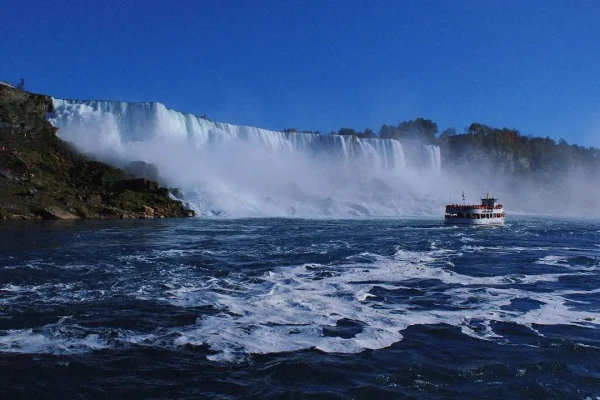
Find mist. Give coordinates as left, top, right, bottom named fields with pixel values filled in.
left=441, top=142, right=600, bottom=218
left=47, top=99, right=599, bottom=218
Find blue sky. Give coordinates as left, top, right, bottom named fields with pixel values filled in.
left=2, top=0, right=599, bottom=147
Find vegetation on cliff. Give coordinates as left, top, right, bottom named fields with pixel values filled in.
left=0, top=85, right=194, bottom=220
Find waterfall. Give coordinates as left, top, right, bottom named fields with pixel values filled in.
left=48, top=99, right=445, bottom=217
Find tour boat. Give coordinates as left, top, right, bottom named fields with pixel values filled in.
left=444, top=192, right=505, bottom=225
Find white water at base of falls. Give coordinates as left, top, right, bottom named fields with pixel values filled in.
left=48, top=99, right=445, bottom=217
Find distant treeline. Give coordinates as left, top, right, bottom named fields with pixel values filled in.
left=283, top=118, right=600, bottom=184
left=283, top=117, right=440, bottom=141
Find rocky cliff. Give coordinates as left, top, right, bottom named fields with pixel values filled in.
left=0, top=85, right=194, bottom=220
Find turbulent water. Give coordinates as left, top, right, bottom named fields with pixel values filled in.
left=48, top=99, right=444, bottom=217
left=1, top=217, right=598, bottom=398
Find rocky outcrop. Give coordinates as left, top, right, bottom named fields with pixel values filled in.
left=112, top=178, right=160, bottom=193
left=0, top=85, right=195, bottom=221
left=124, top=161, right=161, bottom=182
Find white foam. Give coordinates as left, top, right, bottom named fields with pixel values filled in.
left=0, top=284, right=27, bottom=292
left=535, top=255, right=569, bottom=266
left=3, top=245, right=598, bottom=360
left=0, top=329, right=109, bottom=354
left=157, top=249, right=600, bottom=361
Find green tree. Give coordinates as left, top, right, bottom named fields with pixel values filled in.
left=397, top=118, right=438, bottom=143
left=439, top=127, right=456, bottom=140
left=379, top=124, right=398, bottom=139
left=337, top=127, right=357, bottom=136
left=358, top=128, right=376, bottom=138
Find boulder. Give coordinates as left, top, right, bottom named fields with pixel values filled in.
left=142, top=205, right=154, bottom=216
left=39, top=206, right=79, bottom=220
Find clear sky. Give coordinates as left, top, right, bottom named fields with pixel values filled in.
left=2, top=0, right=599, bottom=147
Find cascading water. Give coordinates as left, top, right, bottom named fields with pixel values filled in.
left=48, top=99, right=445, bottom=217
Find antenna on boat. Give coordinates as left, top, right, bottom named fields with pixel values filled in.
left=461, top=190, right=465, bottom=205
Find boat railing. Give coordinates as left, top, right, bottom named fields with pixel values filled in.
left=445, top=204, right=503, bottom=209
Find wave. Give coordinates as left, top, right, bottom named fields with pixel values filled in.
left=3, top=247, right=598, bottom=361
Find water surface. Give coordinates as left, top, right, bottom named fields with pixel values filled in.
left=1, top=217, right=598, bottom=398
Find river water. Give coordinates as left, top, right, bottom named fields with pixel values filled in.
left=0, top=217, right=598, bottom=398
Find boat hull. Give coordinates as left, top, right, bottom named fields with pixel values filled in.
left=445, top=217, right=505, bottom=225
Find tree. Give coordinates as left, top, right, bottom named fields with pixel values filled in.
left=558, top=138, right=569, bottom=150
left=396, top=118, right=438, bottom=143
left=358, top=128, right=376, bottom=138
left=16, top=78, right=25, bottom=90
left=439, top=127, right=457, bottom=140
left=337, top=127, right=357, bottom=136
left=379, top=124, right=398, bottom=139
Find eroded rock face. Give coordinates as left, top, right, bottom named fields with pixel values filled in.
left=124, top=161, right=161, bottom=182
left=112, top=178, right=159, bottom=193
left=39, top=206, right=79, bottom=220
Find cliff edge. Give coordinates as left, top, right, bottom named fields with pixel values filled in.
left=0, top=85, right=194, bottom=220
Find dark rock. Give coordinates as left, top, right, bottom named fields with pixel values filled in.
left=112, top=178, right=159, bottom=193
left=171, top=188, right=183, bottom=198
left=91, top=169, right=128, bottom=188
left=74, top=206, right=91, bottom=219
left=124, top=161, right=161, bottom=182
